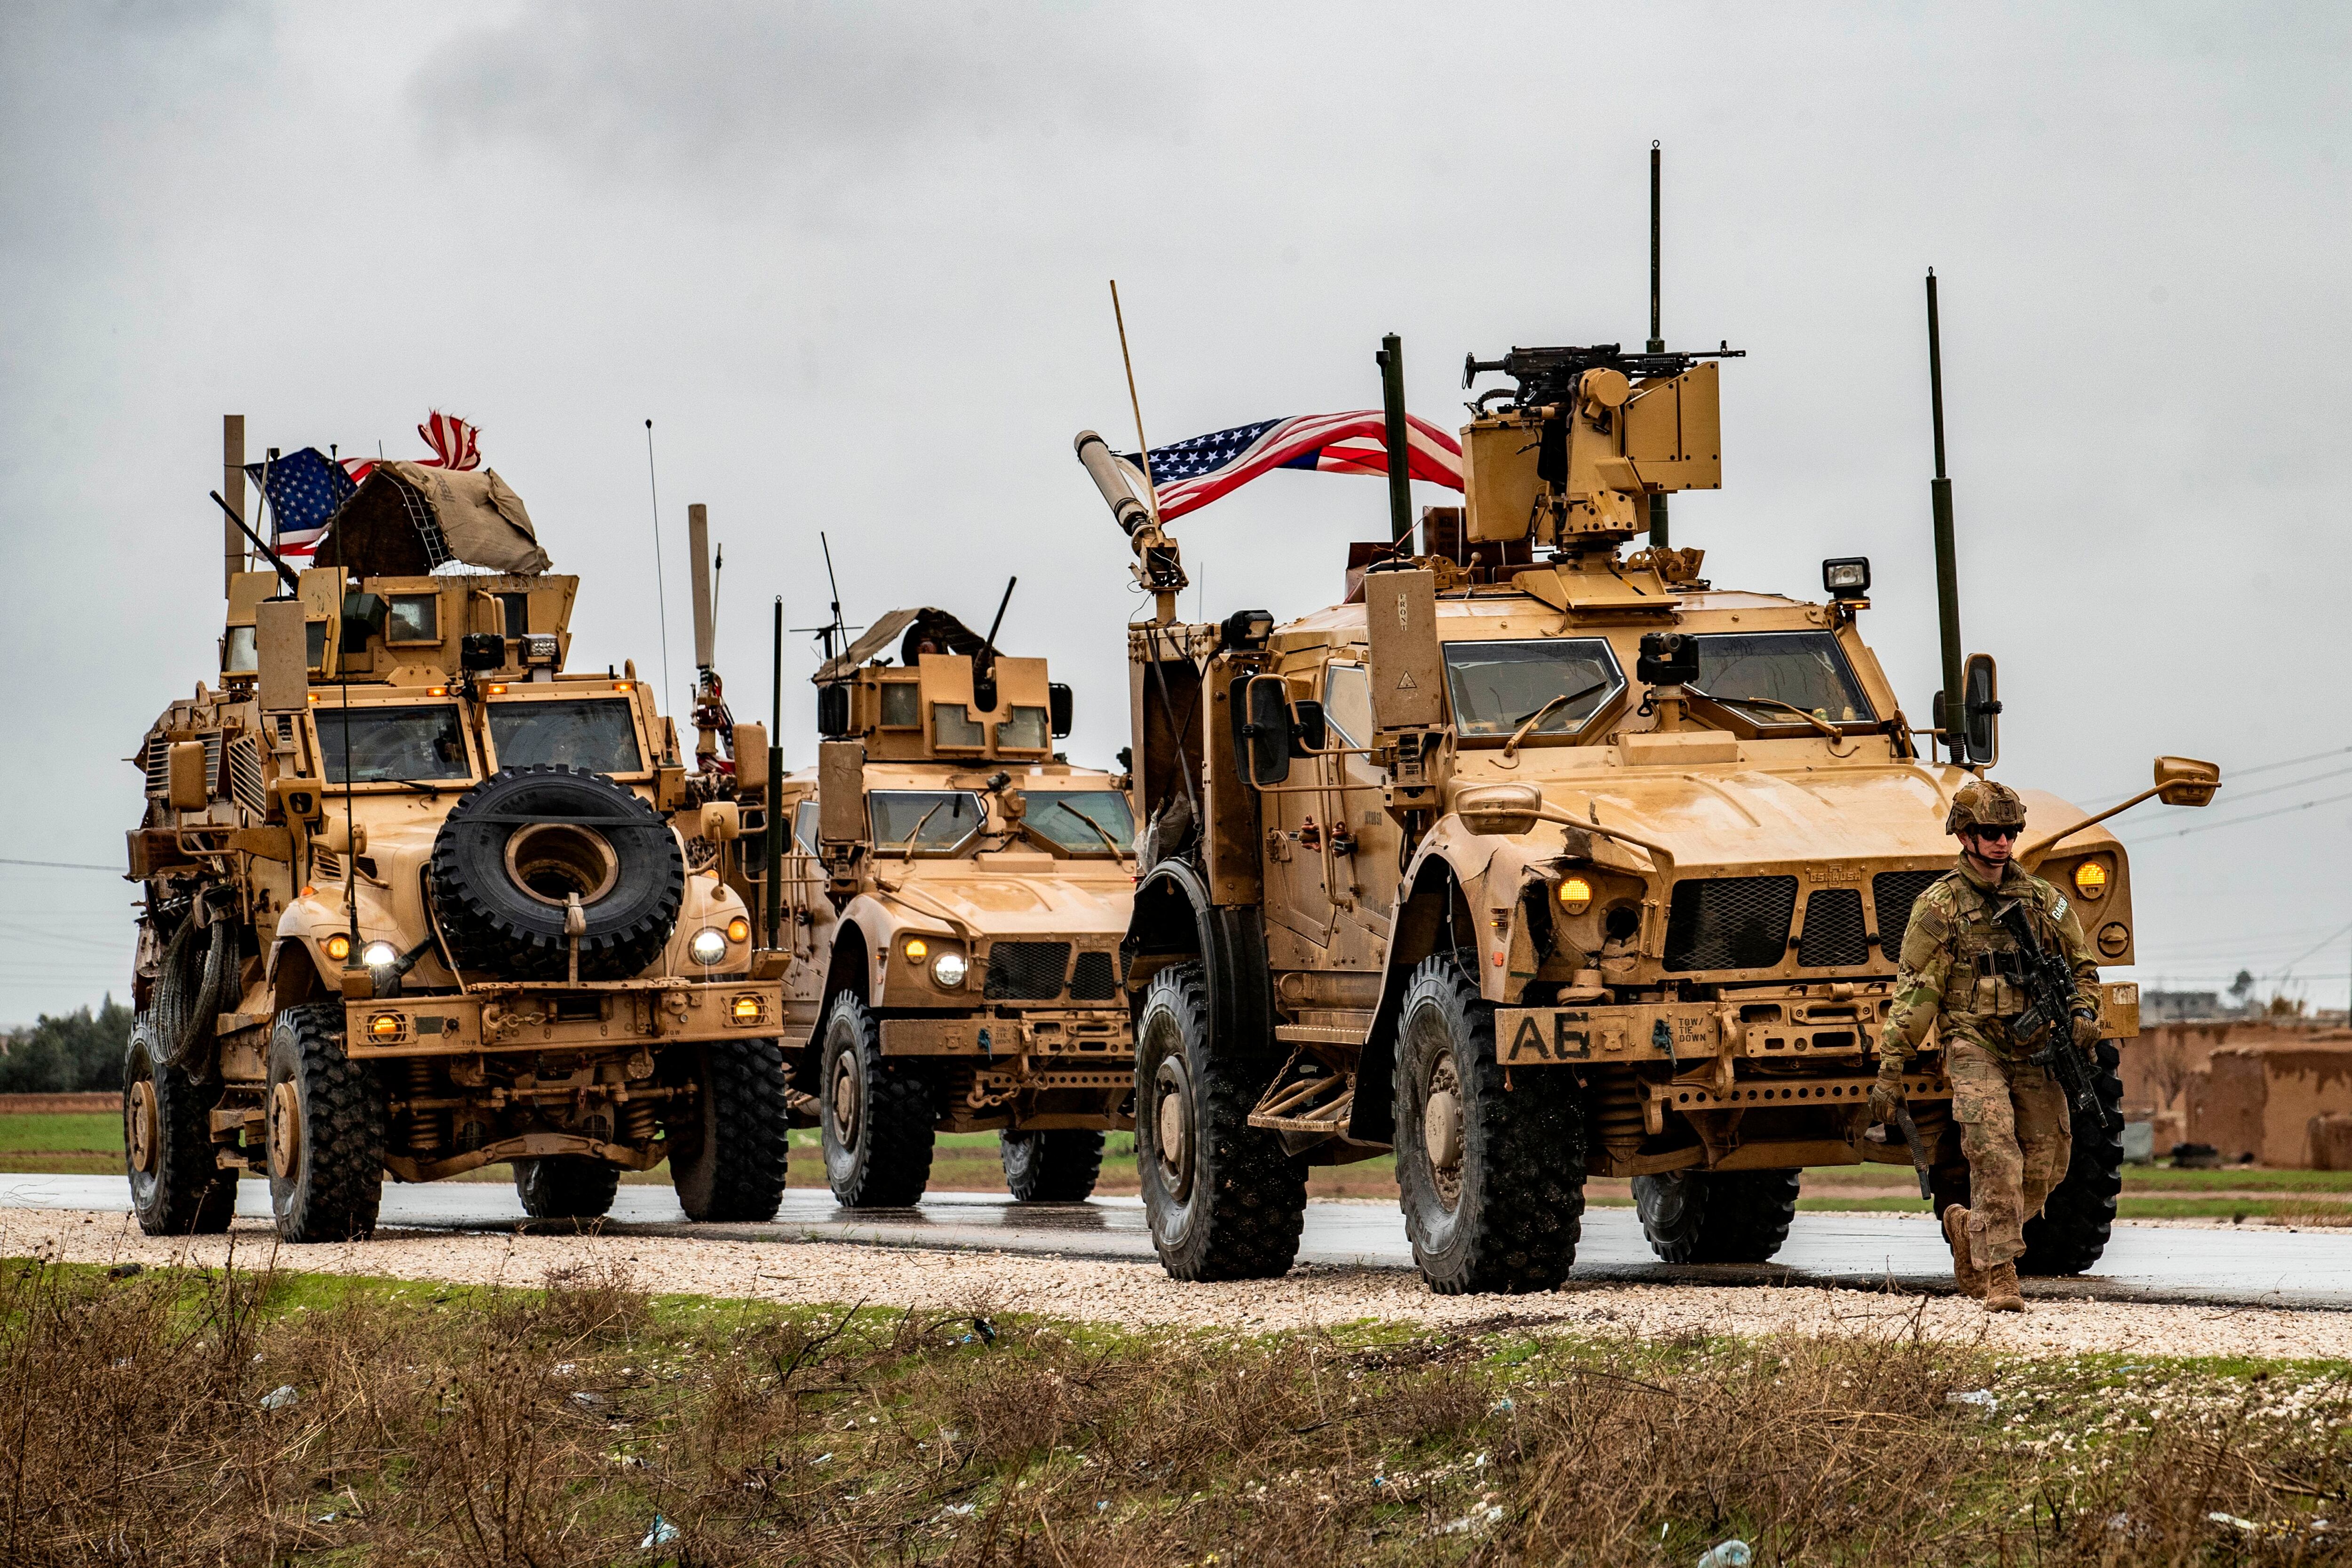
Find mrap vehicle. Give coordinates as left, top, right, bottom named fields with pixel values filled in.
left=1074, top=327, right=2217, bottom=1293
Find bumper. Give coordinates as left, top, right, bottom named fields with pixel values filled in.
left=343, top=979, right=786, bottom=1057
left=880, top=1009, right=1133, bottom=1059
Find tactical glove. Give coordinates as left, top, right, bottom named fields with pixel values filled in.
left=1869, top=1059, right=1907, bottom=1123
left=2071, top=1012, right=2102, bottom=1053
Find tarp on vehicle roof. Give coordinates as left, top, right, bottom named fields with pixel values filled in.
left=312, top=462, right=552, bottom=578
left=813, top=607, right=987, bottom=684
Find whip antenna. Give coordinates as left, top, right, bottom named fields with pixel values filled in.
left=1110, top=281, right=1160, bottom=526
left=644, top=419, right=675, bottom=718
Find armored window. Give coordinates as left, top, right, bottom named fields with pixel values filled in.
left=1688, top=632, right=1874, bottom=727
left=1024, top=790, right=1134, bottom=855
left=1322, top=663, right=1371, bottom=747
left=223, top=625, right=257, bottom=674
left=998, top=706, right=1051, bottom=752
left=879, top=681, right=920, bottom=728
left=793, top=800, right=820, bottom=855
left=487, top=698, right=644, bottom=776
left=869, top=789, right=984, bottom=855
left=314, top=705, right=472, bottom=783
left=385, top=593, right=439, bottom=644
left=1441, top=639, right=1623, bottom=739
left=305, top=621, right=328, bottom=671
left=499, top=592, right=530, bottom=638
left=932, top=703, right=986, bottom=750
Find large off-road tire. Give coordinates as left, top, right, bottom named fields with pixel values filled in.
left=514, top=1155, right=621, bottom=1221
left=263, top=1004, right=388, bottom=1243
left=124, top=1015, right=236, bottom=1236
left=1393, top=956, right=1584, bottom=1294
left=1000, top=1129, right=1104, bottom=1202
left=1633, top=1169, right=1801, bottom=1264
left=668, top=1038, right=791, bottom=1222
left=1134, top=964, right=1306, bottom=1281
left=2020, top=1042, right=2125, bottom=1276
left=429, top=764, right=685, bottom=982
left=817, top=995, right=935, bottom=1207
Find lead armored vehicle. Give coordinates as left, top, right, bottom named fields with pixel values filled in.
left=125, top=428, right=790, bottom=1241
left=767, top=604, right=1137, bottom=1205
left=1076, top=334, right=2217, bottom=1292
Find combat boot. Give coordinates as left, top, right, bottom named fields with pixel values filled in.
left=1981, top=1261, right=2025, bottom=1313
left=1942, top=1205, right=1986, bottom=1298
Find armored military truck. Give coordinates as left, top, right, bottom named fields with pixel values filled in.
left=762, top=603, right=1137, bottom=1206
left=1076, top=339, right=2217, bottom=1293
left=125, top=427, right=790, bottom=1242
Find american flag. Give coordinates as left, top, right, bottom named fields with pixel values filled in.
left=1119, top=411, right=1462, bottom=522
left=242, top=412, right=482, bottom=559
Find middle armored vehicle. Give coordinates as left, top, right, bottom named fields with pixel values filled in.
left=768, top=605, right=1138, bottom=1205
left=1077, top=337, right=2216, bottom=1293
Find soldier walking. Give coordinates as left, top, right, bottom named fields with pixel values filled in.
left=1873, top=781, right=2104, bottom=1312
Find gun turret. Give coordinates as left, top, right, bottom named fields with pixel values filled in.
left=1462, top=342, right=1743, bottom=416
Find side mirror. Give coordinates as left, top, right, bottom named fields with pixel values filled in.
left=254, top=598, right=309, bottom=712
left=1239, top=675, right=1293, bottom=788
left=2154, top=755, right=2220, bottom=807
left=1290, top=699, right=1327, bottom=756
left=698, top=801, right=742, bottom=843
left=1049, top=683, right=1074, bottom=739
left=816, top=683, right=852, bottom=738
left=817, top=740, right=866, bottom=845
left=1962, top=653, right=2000, bottom=766
left=1363, top=568, right=1444, bottom=732
left=320, top=819, right=366, bottom=856
left=1453, top=781, right=1544, bottom=838
left=167, top=741, right=209, bottom=812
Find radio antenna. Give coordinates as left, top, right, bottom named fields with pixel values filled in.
left=820, top=531, right=846, bottom=664
left=1110, top=280, right=1160, bottom=526
left=643, top=419, right=675, bottom=715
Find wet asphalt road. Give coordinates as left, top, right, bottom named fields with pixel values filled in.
left=8, top=1172, right=2352, bottom=1309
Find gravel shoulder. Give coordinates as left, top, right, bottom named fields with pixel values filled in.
left=10, top=1207, right=2350, bottom=1361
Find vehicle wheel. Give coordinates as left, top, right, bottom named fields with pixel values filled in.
left=430, top=764, right=686, bottom=981
left=2020, top=1042, right=2124, bottom=1276
left=1134, top=963, right=1305, bottom=1281
left=816, top=995, right=934, bottom=1207
left=669, top=1038, right=790, bottom=1222
left=263, top=1004, right=387, bottom=1243
left=1633, top=1169, right=1801, bottom=1263
left=1000, top=1129, right=1104, bottom=1202
left=514, top=1155, right=621, bottom=1220
left=124, top=1014, right=236, bottom=1236
left=1393, top=956, right=1584, bottom=1294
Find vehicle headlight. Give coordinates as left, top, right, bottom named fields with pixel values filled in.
left=689, top=927, right=728, bottom=965
left=931, top=951, right=968, bottom=989
left=362, top=940, right=399, bottom=970
left=1558, top=876, right=1593, bottom=915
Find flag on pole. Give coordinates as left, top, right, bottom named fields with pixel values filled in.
left=1118, top=411, right=1462, bottom=522
left=240, top=412, right=484, bottom=559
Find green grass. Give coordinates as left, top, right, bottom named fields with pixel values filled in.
left=0, top=1111, right=119, bottom=1154
left=3, top=1256, right=2346, bottom=1563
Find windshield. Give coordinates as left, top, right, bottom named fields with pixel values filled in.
left=488, top=699, right=644, bottom=774
left=1442, top=639, right=1624, bottom=738
left=1025, top=790, right=1134, bottom=855
left=315, top=706, right=471, bottom=783
left=1690, top=633, right=1874, bottom=725
left=870, top=790, right=985, bottom=854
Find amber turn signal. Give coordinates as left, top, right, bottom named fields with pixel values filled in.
left=905, top=938, right=929, bottom=962
left=731, top=995, right=763, bottom=1021
left=2073, top=861, right=2109, bottom=900
left=1558, top=876, right=1594, bottom=915
left=726, top=916, right=751, bottom=944
left=367, top=1012, right=404, bottom=1041
left=323, top=933, right=352, bottom=962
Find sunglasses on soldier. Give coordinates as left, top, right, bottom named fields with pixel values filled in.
left=1968, top=825, right=2023, bottom=842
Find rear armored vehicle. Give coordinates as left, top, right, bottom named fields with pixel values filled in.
left=769, top=599, right=1137, bottom=1205
left=126, top=422, right=790, bottom=1240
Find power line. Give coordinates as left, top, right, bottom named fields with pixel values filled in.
left=2121, top=788, right=2352, bottom=844
left=2080, top=742, right=2352, bottom=808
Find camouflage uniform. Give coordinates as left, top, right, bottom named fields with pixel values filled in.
left=1880, top=854, right=2101, bottom=1270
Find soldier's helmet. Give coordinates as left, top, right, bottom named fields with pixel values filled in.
left=1946, top=779, right=2027, bottom=836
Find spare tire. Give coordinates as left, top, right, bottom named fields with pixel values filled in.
left=429, top=764, right=684, bottom=981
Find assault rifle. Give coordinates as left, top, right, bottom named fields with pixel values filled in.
left=1993, top=898, right=2122, bottom=1132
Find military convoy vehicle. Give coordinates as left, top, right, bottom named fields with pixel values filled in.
left=764, top=600, right=1138, bottom=1206
left=1075, top=328, right=2218, bottom=1293
left=125, top=426, right=790, bottom=1241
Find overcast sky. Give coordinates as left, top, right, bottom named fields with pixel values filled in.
left=3, top=1, right=2347, bottom=1025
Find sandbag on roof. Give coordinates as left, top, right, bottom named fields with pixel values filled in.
left=313, top=461, right=552, bottom=578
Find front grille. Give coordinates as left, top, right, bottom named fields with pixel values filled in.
left=1796, top=887, right=1869, bottom=968
left=985, top=941, right=1071, bottom=1000
left=1070, top=950, right=1119, bottom=1001
left=1663, top=876, right=1797, bottom=972
left=1873, top=870, right=1945, bottom=960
